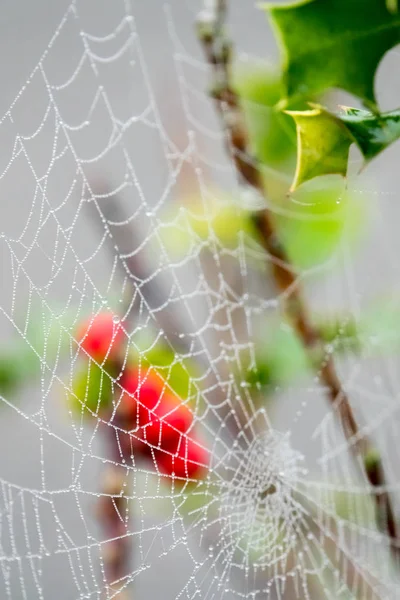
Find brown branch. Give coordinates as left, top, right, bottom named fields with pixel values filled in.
left=97, top=398, right=134, bottom=599
left=196, top=0, right=400, bottom=563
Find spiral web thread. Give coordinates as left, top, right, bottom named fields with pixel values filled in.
left=0, top=0, right=400, bottom=598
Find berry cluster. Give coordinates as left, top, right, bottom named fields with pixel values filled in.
left=73, top=312, right=209, bottom=482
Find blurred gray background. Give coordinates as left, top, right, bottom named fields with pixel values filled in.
left=0, top=1, right=400, bottom=599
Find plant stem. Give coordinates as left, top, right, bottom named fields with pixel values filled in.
left=96, top=334, right=137, bottom=597
left=197, top=0, right=400, bottom=563
left=97, top=406, right=133, bottom=599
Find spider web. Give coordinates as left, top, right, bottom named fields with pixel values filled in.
left=0, top=0, right=400, bottom=598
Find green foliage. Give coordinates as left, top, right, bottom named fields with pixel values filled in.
left=247, top=321, right=310, bottom=390
left=160, top=178, right=366, bottom=272
left=364, top=448, right=381, bottom=473
left=0, top=345, right=40, bottom=396
left=271, top=178, right=365, bottom=269
left=342, top=107, right=400, bottom=159
left=264, top=0, right=400, bottom=108
left=317, top=298, right=400, bottom=355
left=260, top=0, right=400, bottom=188
left=130, top=334, right=201, bottom=402
left=360, top=298, right=400, bottom=351
left=159, top=196, right=257, bottom=259
left=317, top=316, right=361, bottom=352
left=288, top=105, right=400, bottom=189
left=287, top=107, right=350, bottom=190
left=176, top=482, right=220, bottom=518
left=249, top=295, right=400, bottom=390
left=387, top=0, right=399, bottom=13
left=307, top=485, right=375, bottom=528
left=158, top=54, right=370, bottom=270
left=232, top=61, right=297, bottom=167
left=69, top=361, right=114, bottom=417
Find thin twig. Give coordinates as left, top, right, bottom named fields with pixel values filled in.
left=196, top=0, right=400, bottom=563
left=97, top=378, right=135, bottom=599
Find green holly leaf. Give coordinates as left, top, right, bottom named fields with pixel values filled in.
left=288, top=105, right=400, bottom=189
left=264, top=0, right=400, bottom=108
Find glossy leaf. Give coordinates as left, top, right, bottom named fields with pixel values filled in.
left=264, top=0, right=400, bottom=107
left=341, top=106, right=400, bottom=159
left=288, top=105, right=400, bottom=189
left=287, top=107, right=351, bottom=190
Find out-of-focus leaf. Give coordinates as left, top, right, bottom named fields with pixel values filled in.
left=307, top=484, right=375, bottom=527
left=161, top=176, right=366, bottom=272
left=159, top=191, right=258, bottom=260
left=271, top=178, right=366, bottom=270
left=232, top=61, right=297, bottom=167
left=129, top=333, right=201, bottom=403
left=288, top=105, right=400, bottom=190
left=317, top=298, right=400, bottom=355
left=0, top=345, right=40, bottom=395
left=247, top=321, right=310, bottom=390
left=317, top=317, right=361, bottom=353
left=176, top=481, right=219, bottom=520
left=264, top=0, right=400, bottom=107
left=68, top=361, right=114, bottom=417
left=0, top=302, right=124, bottom=399
left=360, top=299, right=400, bottom=351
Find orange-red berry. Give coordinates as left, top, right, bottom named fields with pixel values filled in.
left=76, top=313, right=124, bottom=363
left=120, top=368, right=164, bottom=413
left=141, top=393, right=193, bottom=450
left=120, top=367, right=194, bottom=451
left=156, top=435, right=209, bottom=481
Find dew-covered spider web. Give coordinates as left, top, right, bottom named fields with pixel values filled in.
left=1, top=1, right=400, bottom=599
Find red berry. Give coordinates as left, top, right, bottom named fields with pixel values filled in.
left=141, top=394, right=193, bottom=450
left=76, top=313, right=124, bottom=363
left=119, top=368, right=164, bottom=421
left=156, top=435, right=209, bottom=481
left=120, top=367, right=194, bottom=451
